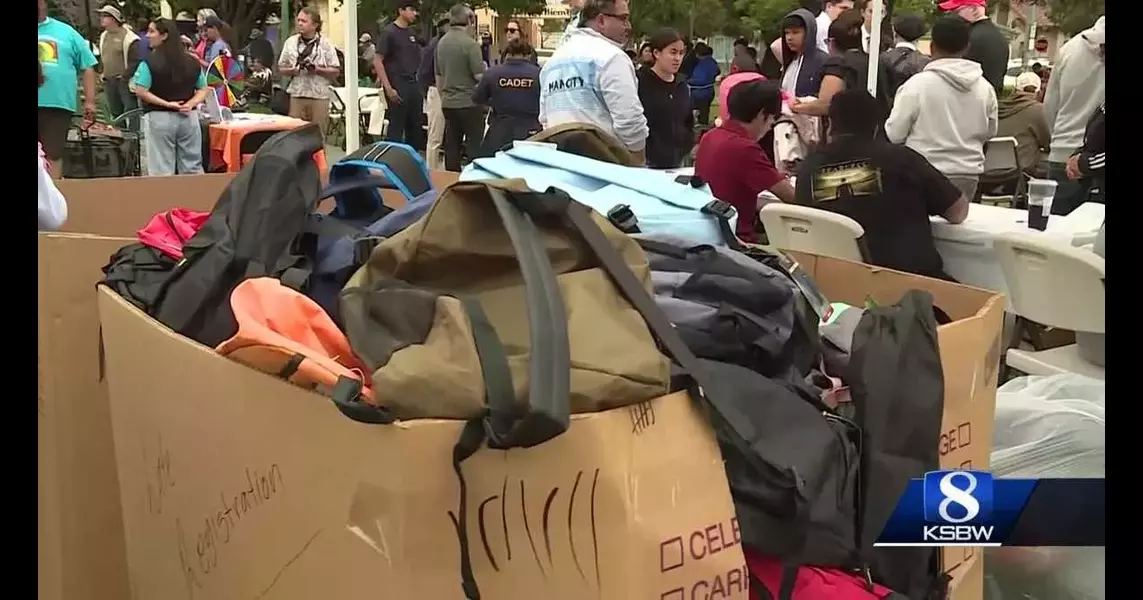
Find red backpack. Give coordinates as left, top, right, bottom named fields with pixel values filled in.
left=747, top=550, right=907, bottom=600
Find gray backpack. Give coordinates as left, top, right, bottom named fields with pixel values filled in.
left=632, top=234, right=820, bottom=382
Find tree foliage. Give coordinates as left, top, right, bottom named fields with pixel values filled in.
left=1044, top=0, right=1103, bottom=35
left=347, top=0, right=547, bottom=39
left=163, top=0, right=277, bottom=43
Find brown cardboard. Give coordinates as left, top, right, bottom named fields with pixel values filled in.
left=96, top=288, right=746, bottom=600
left=39, top=234, right=137, bottom=600
left=57, top=175, right=235, bottom=236
left=38, top=170, right=459, bottom=600
left=792, top=253, right=1005, bottom=600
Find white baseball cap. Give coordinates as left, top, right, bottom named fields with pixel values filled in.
left=1015, top=71, right=1041, bottom=92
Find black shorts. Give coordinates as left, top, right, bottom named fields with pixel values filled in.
left=38, top=107, right=74, bottom=161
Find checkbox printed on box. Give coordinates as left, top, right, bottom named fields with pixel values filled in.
left=660, top=537, right=684, bottom=572
left=957, top=422, right=971, bottom=446
left=660, top=588, right=685, bottom=600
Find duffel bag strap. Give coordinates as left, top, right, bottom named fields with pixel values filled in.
left=541, top=186, right=784, bottom=479
left=447, top=184, right=573, bottom=600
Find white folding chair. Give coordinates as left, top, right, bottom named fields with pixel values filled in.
left=994, top=231, right=1105, bottom=379
left=759, top=204, right=868, bottom=263
left=980, top=136, right=1021, bottom=206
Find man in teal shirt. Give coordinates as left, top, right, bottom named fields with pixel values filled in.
left=38, top=0, right=98, bottom=167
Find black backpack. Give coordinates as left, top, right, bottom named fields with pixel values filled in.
left=102, top=243, right=179, bottom=314
left=849, top=291, right=949, bottom=600
left=151, top=124, right=325, bottom=347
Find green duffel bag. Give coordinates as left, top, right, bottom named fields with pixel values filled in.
left=338, top=177, right=671, bottom=446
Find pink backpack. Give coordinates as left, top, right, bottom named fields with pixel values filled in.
left=747, top=550, right=906, bottom=600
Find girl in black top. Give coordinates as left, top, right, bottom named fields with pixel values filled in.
left=636, top=28, right=694, bottom=169
left=132, top=18, right=210, bottom=175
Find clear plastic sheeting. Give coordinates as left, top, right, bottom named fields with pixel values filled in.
left=985, top=374, right=1105, bottom=600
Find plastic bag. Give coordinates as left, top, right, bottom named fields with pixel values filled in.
left=985, top=374, right=1105, bottom=600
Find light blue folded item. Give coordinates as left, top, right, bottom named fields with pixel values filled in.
left=460, top=143, right=738, bottom=247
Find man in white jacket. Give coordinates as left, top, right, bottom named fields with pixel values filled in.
left=885, top=15, right=997, bottom=200
left=1044, top=16, right=1104, bottom=215
left=539, top=0, right=648, bottom=164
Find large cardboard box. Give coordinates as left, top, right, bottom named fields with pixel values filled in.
left=40, top=174, right=233, bottom=600
left=96, top=288, right=746, bottom=600
left=39, top=170, right=460, bottom=600
left=94, top=252, right=1002, bottom=599
left=793, top=253, right=1004, bottom=600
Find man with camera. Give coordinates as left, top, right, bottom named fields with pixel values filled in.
left=277, top=7, right=340, bottom=138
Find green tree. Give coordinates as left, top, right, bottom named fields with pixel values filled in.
left=165, top=0, right=277, bottom=44
left=631, top=0, right=736, bottom=39
left=348, top=0, right=547, bottom=39
left=1044, top=0, right=1102, bottom=35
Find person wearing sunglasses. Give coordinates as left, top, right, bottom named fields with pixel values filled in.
left=500, top=20, right=538, bottom=65
left=539, top=0, right=648, bottom=164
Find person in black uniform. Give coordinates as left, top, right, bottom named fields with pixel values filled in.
left=373, top=1, right=424, bottom=149
left=636, top=28, right=694, bottom=169
left=473, top=39, right=541, bottom=157
left=1064, top=103, right=1105, bottom=207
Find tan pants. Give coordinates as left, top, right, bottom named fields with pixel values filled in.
left=289, top=97, right=331, bottom=139
left=425, top=86, right=445, bottom=171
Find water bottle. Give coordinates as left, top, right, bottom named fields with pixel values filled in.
left=1026, top=178, right=1058, bottom=231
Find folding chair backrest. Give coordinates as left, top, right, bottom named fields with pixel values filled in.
left=983, top=136, right=1020, bottom=174
left=994, top=231, right=1105, bottom=334
left=759, top=203, right=868, bottom=263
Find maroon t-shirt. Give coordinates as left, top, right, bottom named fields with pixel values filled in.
left=694, top=121, right=782, bottom=242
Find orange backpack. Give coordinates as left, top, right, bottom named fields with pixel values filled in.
left=216, top=278, right=375, bottom=405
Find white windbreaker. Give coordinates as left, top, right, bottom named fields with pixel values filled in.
left=539, top=27, right=648, bottom=152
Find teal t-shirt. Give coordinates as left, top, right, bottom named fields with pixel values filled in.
left=130, top=62, right=208, bottom=92
left=38, top=18, right=98, bottom=113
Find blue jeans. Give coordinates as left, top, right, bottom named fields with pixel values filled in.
left=143, top=111, right=204, bottom=176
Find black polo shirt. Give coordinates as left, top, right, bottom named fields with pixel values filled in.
left=793, top=135, right=961, bottom=280
left=378, top=22, right=421, bottom=83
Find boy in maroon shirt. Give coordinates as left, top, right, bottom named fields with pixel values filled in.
left=695, top=80, right=794, bottom=242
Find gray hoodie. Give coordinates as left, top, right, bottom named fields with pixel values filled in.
left=884, top=58, right=998, bottom=176
left=1044, top=16, right=1104, bottom=162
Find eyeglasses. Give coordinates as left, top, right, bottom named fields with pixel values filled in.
left=505, top=27, right=519, bottom=33
left=602, top=12, right=631, bottom=23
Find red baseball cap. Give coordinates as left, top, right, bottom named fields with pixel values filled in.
left=938, top=0, right=985, bottom=11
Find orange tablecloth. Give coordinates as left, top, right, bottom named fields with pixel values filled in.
left=208, top=117, right=328, bottom=173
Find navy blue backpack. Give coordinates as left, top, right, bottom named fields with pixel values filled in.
left=304, top=142, right=441, bottom=321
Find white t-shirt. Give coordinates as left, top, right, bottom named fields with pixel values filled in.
left=781, top=56, right=803, bottom=94
left=38, top=143, right=67, bottom=230
left=815, top=12, right=832, bottom=53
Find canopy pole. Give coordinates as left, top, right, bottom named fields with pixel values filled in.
left=866, top=0, right=884, bottom=96
left=343, top=0, right=360, bottom=153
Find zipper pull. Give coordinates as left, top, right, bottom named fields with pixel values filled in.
left=861, top=565, right=874, bottom=591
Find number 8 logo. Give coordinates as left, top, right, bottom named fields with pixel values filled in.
left=937, top=471, right=981, bottom=524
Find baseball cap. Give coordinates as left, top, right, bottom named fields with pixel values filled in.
left=938, top=0, right=985, bottom=11
left=1015, top=71, right=1042, bottom=92
left=97, top=4, right=123, bottom=23
left=359, top=33, right=372, bottom=43
left=203, top=15, right=224, bottom=29
left=893, top=13, right=927, bottom=42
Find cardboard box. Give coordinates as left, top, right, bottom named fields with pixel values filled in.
left=94, top=251, right=1002, bottom=599
left=793, top=253, right=1004, bottom=600
left=41, top=173, right=231, bottom=600
left=39, top=170, right=460, bottom=600
left=96, top=288, right=746, bottom=600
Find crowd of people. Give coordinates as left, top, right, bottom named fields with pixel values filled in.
left=40, top=0, right=1106, bottom=281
